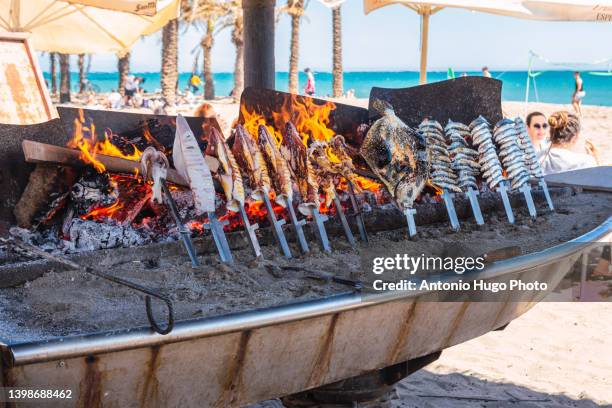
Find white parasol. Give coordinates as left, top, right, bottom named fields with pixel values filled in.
left=0, top=0, right=180, bottom=54
left=363, top=0, right=612, bottom=83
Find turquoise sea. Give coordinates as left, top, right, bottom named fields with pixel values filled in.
left=44, top=70, right=612, bottom=106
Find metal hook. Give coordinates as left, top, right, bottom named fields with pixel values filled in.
left=145, top=295, right=175, bottom=335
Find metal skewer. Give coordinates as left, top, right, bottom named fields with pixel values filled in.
left=238, top=203, right=262, bottom=258
left=332, top=187, right=356, bottom=247
left=347, top=182, right=368, bottom=243
left=403, top=207, right=418, bottom=238
left=465, top=187, right=485, bottom=225
left=441, top=189, right=460, bottom=232
left=204, top=212, right=234, bottom=264
left=518, top=183, right=537, bottom=219
left=285, top=197, right=310, bottom=254
left=538, top=178, right=554, bottom=211
left=161, top=180, right=199, bottom=267
left=261, top=191, right=292, bottom=258
left=311, top=207, right=331, bottom=253
left=496, top=181, right=515, bottom=224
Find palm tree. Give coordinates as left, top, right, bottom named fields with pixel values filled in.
left=331, top=5, right=342, bottom=97
left=202, top=18, right=215, bottom=99
left=117, top=52, right=130, bottom=95
left=161, top=18, right=179, bottom=105
left=279, top=0, right=306, bottom=94
left=78, top=54, right=87, bottom=94
left=228, top=0, right=243, bottom=102
left=182, top=0, right=232, bottom=101
left=59, top=54, right=71, bottom=103
left=49, top=53, right=58, bottom=95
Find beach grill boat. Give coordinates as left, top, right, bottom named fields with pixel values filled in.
left=1, top=78, right=611, bottom=407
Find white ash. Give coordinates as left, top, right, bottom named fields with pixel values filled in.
left=67, top=219, right=150, bottom=252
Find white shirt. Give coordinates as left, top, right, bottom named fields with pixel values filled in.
left=538, top=147, right=597, bottom=175
left=108, top=91, right=122, bottom=109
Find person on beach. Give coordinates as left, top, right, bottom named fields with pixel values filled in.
left=189, top=74, right=202, bottom=94
left=482, top=67, right=492, bottom=78
left=538, top=111, right=601, bottom=175
left=572, top=71, right=585, bottom=117
left=124, top=74, right=138, bottom=107
left=526, top=111, right=549, bottom=152
left=304, top=68, right=315, bottom=96
left=107, top=89, right=122, bottom=109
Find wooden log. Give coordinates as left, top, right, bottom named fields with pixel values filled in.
left=22, top=140, right=187, bottom=187
left=14, top=164, right=67, bottom=228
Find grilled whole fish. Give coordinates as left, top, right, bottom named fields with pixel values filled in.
left=204, top=127, right=245, bottom=212
left=258, top=124, right=294, bottom=206
left=469, top=116, right=505, bottom=190
left=308, top=141, right=338, bottom=209
left=493, top=118, right=530, bottom=190
left=514, top=117, right=544, bottom=178
left=360, top=100, right=428, bottom=209
left=280, top=122, right=320, bottom=214
left=231, top=124, right=272, bottom=201
left=329, top=135, right=363, bottom=192
left=420, top=119, right=461, bottom=193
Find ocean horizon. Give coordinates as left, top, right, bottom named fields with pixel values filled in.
left=44, top=70, right=612, bottom=107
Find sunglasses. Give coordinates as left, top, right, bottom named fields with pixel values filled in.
left=533, top=123, right=548, bottom=129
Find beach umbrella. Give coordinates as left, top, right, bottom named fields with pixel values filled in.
left=363, top=0, right=612, bottom=84
left=0, top=0, right=180, bottom=54
left=65, top=0, right=176, bottom=16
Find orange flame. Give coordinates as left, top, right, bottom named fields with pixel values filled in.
left=68, top=110, right=143, bottom=173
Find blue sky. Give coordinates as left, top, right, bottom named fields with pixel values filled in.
left=45, top=1, right=612, bottom=73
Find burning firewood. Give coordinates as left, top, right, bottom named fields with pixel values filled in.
left=139, top=146, right=169, bottom=204
left=280, top=122, right=320, bottom=215
left=231, top=125, right=272, bottom=200
left=204, top=127, right=245, bottom=212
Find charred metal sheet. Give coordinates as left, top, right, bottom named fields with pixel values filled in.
left=369, top=77, right=503, bottom=128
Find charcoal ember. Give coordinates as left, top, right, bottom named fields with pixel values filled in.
left=71, top=170, right=118, bottom=215
left=33, top=191, right=70, bottom=228
left=68, top=219, right=149, bottom=252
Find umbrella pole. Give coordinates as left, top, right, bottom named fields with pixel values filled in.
left=419, top=9, right=430, bottom=85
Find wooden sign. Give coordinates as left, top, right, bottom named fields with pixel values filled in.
left=0, top=33, right=58, bottom=125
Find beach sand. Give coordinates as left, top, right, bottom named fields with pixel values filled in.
left=62, top=96, right=612, bottom=406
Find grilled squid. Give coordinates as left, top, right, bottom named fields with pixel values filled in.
left=280, top=122, right=320, bottom=215
left=257, top=124, right=293, bottom=207
left=204, top=127, right=245, bottom=212
left=231, top=124, right=272, bottom=201
left=139, top=146, right=169, bottom=204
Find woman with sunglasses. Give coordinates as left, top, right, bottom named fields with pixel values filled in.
left=538, top=111, right=601, bottom=175
left=526, top=111, right=549, bottom=152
